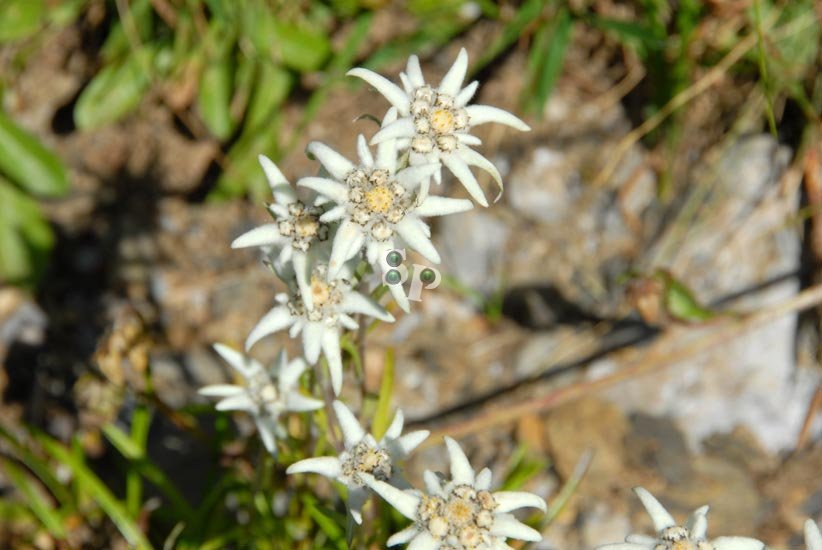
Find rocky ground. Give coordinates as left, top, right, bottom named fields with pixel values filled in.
left=1, top=18, right=821, bottom=550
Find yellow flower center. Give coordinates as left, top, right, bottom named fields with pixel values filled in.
left=430, top=108, right=456, bottom=134
left=445, top=497, right=476, bottom=526
left=310, top=277, right=332, bottom=306
left=365, top=186, right=393, bottom=214
left=295, top=215, right=319, bottom=238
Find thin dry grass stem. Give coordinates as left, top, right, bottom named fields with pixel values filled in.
left=796, top=384, right=822, bottom=452
left=423, top=282, right=822, bottom=444
left=590, top=11, right=792, bottom=189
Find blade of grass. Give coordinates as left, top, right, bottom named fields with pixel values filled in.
left=102, top=423, right=195, bottom=521
left=526, top=8, right=572, bottom=117
left=752, top=0, right=777, bottom=136
left=0, top=456, right=67, bottom=538
left=470, top=0, right=545, bottom=76
left=36, top=432, right=153, bottom=549
left=126, top=407, right=151, bottom=518
left=370, top=347, right=395, bottom=440
left=0, top=424, right=73, bottom=507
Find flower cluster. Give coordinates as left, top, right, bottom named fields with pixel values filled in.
left=197, top=48, right=544, bottom=547
left=195, top=46, right=817, bottom=549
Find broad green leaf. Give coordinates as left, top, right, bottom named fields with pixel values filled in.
left=0, top=211, right=30, bottom=282
left=0, top=179, right=54, bottom=285
left=0, top=111, right=68, bottom=196
left=370, top=347, right=395, bottom=441
left=74, top=49, right=154, bottom=130
left=0, top=0, right=44, bottom=43
left=245, top=60, right=293, bottom=133
left=272, top=22, right=331, bottom=73
left=0, top=457, right=67, bottom=538
left=37, top=433, right=153, bottom=549
left=197, top=23, right=236, bottom=141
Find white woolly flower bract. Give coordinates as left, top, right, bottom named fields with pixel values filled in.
left=286, top=400, right=429, bottom=524
left=596, top=487, right=766, bottom=550
left=198, top=343, right=322, bottom=455
left=244, top=262, right=394, bottom=395
left=363, top=436, right=546, bottom=549
left=807, top=519, right=822, bottom=550
left=347, top=48, right=530, bottom=206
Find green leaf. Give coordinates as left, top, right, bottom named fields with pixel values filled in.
left=0, top=424, right=73, bottom=508
left=36, top=433, right=153, bottom=549
left=74, top=49, right=154, bottom=130
left=0, top=179, right=54, bottom=285
left=657, top=271, right=716, bottom=322
left=209, top=120, right=280, bottom=200
left=47, top=0, right=87, bottom=27
left=0, top=0, right=44, bottom=43
left=198, top=54, right=236, bottom=140
left=370, top=347, right=395, bottom=441
left=0, top=214, right=31, bottom=282
left=272, top=22, right=331, bottom=73
left=102, top=422, right=194, bottom=521
left=0, top=111, right=69, bottom=197
left=525, top=9, right=573, bottom=117
left=302, top=496, right=346, bottom=549
left=0, top=456, right=67, bottom=538
left=245, top=60, right=293, bottom=133
left=471, top=0, right=545, bottom=76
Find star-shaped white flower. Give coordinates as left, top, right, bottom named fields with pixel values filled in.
left=807, top=519, right=822, bottom=550
left=244, top=262, right=394, bottom=395
left=286, top=400, right=429, bottom=524
left=596, top=487, right=766, bottom=550
left=198, top=343, right=323, bottom=455
left=231, top=155, right=331, bottom=310
left=363, top=436, right=546, bottom=549
left=297, top=110, right=473, bottom=304
left=348, top=48, right=530, bottom=207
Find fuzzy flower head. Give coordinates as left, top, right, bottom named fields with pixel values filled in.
left=596, top=487, right=766, bottom=550
left=298, top=112, right=473, bottom=308
left=363, top=436, right=546, bottom=549
left=244, top=262, right=394, bottom=395
left=232, top=155, right=330, bottom=259
left=348, top=48, right=530, bottom=206
left=286, top=400, right=429, bottom=524
left=231, top=155, right=332, bottom=308
left=198, top=344, right=322, bottom=455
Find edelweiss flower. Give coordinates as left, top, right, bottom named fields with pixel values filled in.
left=244, top=262, right=394, bottom=395
left=298, top=110, right=473, bottom=289
left=363, top=436, right=546, bottom=549
left=198, top=343, right=322, bottom=455
left=597, top=487, right=765, bottom=550
left=286, top=400, right=429, bottom=524
left=807, top=519, right=822, bottom=550
left=231, top=154, right=331, bottom=310
left=348, top=48, right=530, bottom=206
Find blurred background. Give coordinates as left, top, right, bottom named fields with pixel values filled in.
left=0, top=0, right=821, bottom=548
